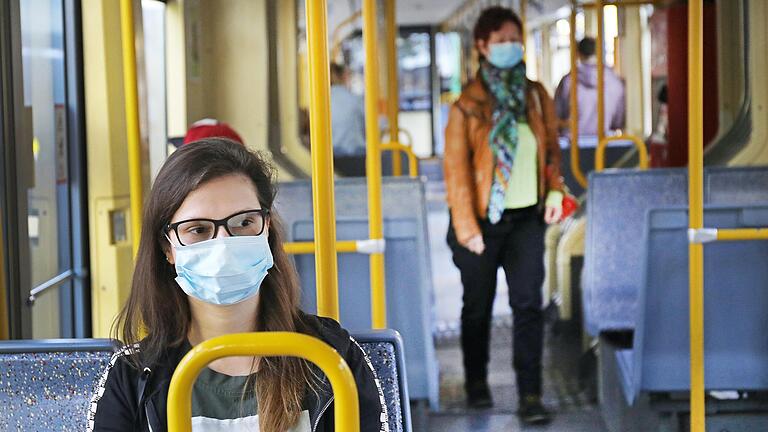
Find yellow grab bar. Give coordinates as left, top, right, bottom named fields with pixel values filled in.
left=384, top=0, right=402, bottom=177
left=595, top=134, right=649, bottom=171
left=596, top=0, right=606, bottom=146
left=305, top=0, right=341, bottom=320
left=330, top=10, right=363, bottom=63
left=689, top=228, right=768, bottom=243
left=284, top=240, right=385, bottom=255
left=687, top=0, right=705, bottom=431
left=716, top=228, right=768, bottom=241
left=520, top=0, right=527, bottom=55
left=363, top=0, right=387, bottom=329
left=568, top=4, right=588, bottom=188
left=167, top=332, right=359, bottom=432
left=381, top=142, right=419, bottom=178
left=119, top=0, right=143, bottom=257
left=582, top=0, right=657, bottom=7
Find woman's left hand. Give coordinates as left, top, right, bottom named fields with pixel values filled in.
left=544, top=205, right=562, bottom=224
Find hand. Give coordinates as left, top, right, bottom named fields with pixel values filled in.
left=544, top=205, right=563, bottom=224
left=464, top=234, right=486, bottom=255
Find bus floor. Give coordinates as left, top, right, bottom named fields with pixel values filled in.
left=417, top=190, right=607, bottom=431
left=409, top=317, right=607, bottom=432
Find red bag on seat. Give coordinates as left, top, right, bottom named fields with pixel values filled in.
left=561, top=192, right=579, bottom=220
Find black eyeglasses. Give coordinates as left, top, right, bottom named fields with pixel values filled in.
left=166, top=209, right=270, bottom=246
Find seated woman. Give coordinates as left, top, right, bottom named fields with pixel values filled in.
left=87, top=139, right=385, bottom=431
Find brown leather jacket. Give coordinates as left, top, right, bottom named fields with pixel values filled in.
left=444, top=74, right=564, bottom=245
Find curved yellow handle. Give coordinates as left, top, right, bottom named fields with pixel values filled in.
left=595, top=134, right=649, bottom=172
left=381, top=142, right=419, bottom=178
left=167, top=332, right=360, bottom=432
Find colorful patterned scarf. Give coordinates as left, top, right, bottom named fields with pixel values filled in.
left=480, top=60, right=528, bottom=224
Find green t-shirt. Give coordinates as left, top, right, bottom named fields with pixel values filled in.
left=190, top=367, right=311, bottom=431
left=503, top=123, right=563, bottom=210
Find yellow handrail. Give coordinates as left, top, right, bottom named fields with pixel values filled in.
left=596, top=0, right=606, bottom=146
left=119, top=0, right=143, bottom=257
left=167, top=333, right=359, bottom=432
left=381, top=142, right=418, bottom=178
left=568, top=4, right=588, bottom=188
left=384, top=0, right=402, bottom=177
left=520, top=0, right=528, bottom=55
left=306, top=0, right=341, bottom=320
left=0, top=209, right=7, bottom=339
left=284, top=240, right=358, bottom=255
left=330, top=10, right=363, bottom=63
left=716, top=228, right=768, bottom=241
left=582, top=0, right=658, bottom=7
left=687, top=0, right=705, bottom=431
left=595, top=134, right=649, bottom=171
left=363, top=0, right=387, bottom=329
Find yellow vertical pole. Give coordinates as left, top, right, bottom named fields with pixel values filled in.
left=0, top=217, right=7, bottom=339
left=385, top=0, right=402, bottom=177
left=569, top=5, right=587, bottom=188
left=363, top=0, right=387, bottom=329
left=119, top=0, right=143, bottom=257
left=305, top=0, right=340, bottom=320
left=520, top=0, right=527, bottom=50
left=596, top=0, right=605, bottom=145
left=688, top=0, right=705, bottom=430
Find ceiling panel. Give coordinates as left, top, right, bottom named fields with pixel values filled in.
left=395, top=0, right=467, bottom=26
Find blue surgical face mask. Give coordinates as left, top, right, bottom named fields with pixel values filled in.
left=171, top=235, right=274, bottom=305
left=487, top=41, right=524, bottom=69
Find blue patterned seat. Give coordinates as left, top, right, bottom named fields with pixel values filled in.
left=0, top=332, right=411, bottom=432
left=0, top=339, right=115, bottom=432
left=354, top=329, right=412, bottom=432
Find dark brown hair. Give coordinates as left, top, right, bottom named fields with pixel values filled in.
left=115, top=138, right=316, bottom=431
left=473, top=6, right=523, bottom=57
left=578, top=37, right=597, bottom=58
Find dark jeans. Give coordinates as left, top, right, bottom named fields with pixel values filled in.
left=447, top=206, right=546, bottom=397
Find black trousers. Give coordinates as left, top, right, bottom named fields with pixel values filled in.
left=447, top=206, right=546, bottom=397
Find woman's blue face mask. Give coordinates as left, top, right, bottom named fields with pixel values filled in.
left=171, top=235, right=273, bottom=305
left=487, top=41, right=524, bottom=69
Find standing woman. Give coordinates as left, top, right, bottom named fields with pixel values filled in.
left=444, top=6, right=563, bottom=425
left=87, top=139, right=385, bottom=432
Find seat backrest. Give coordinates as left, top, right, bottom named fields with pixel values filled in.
left=584, top=166, right=768, bottom=335
left=353, top=329, right=412, bottom=432
left=0, top=339, right=115, bottom=431
left=629, top=205, right=768, bottom=400
left=276, top=177, right=439, bottom=408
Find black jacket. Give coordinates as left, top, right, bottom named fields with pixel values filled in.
left=87, top=314, right=386, bottom=432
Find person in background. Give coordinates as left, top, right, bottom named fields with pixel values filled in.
left=553, top=37, right=626, bottom=136
left=88, top=139, right=385, bottom=431
left=330, top=63, right=368, bottom=176
left=183, top=118, right=245, bottom=145
left=443, top=6, right=563, bottom=425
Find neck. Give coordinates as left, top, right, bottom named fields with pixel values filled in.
left=187, top=294, right=259, bottom=346
left=187, top=295, right=261, bottom=376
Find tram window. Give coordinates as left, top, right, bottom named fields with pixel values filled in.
left=19, top=0, right=71, bottom=338
left=142, top=0, right=168, bottom=181
left=435, top=32, right=462, bottom=156
left=398, top=30, right=433, bottom=158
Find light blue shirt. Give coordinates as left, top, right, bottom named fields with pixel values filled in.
left=330, top=85, right=366, bottom=156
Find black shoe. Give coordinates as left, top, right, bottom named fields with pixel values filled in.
left=518, top=395, right=552, bottom=425
left=465, top=380, right=494, bottom=409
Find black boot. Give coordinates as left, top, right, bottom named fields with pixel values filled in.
left=465, top=380, right=494, bottom=409
left=518, top=394, right=552, bottom=425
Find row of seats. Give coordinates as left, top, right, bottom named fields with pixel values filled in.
left=585, top=167, right=768, bottom=431
left=275, top=177, right=439, bottom=408
left=0, top=330, right=412, bottom=431
left=583, top=166, right=768, bottom=335
left=1, top=176, right=429, bottom=430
